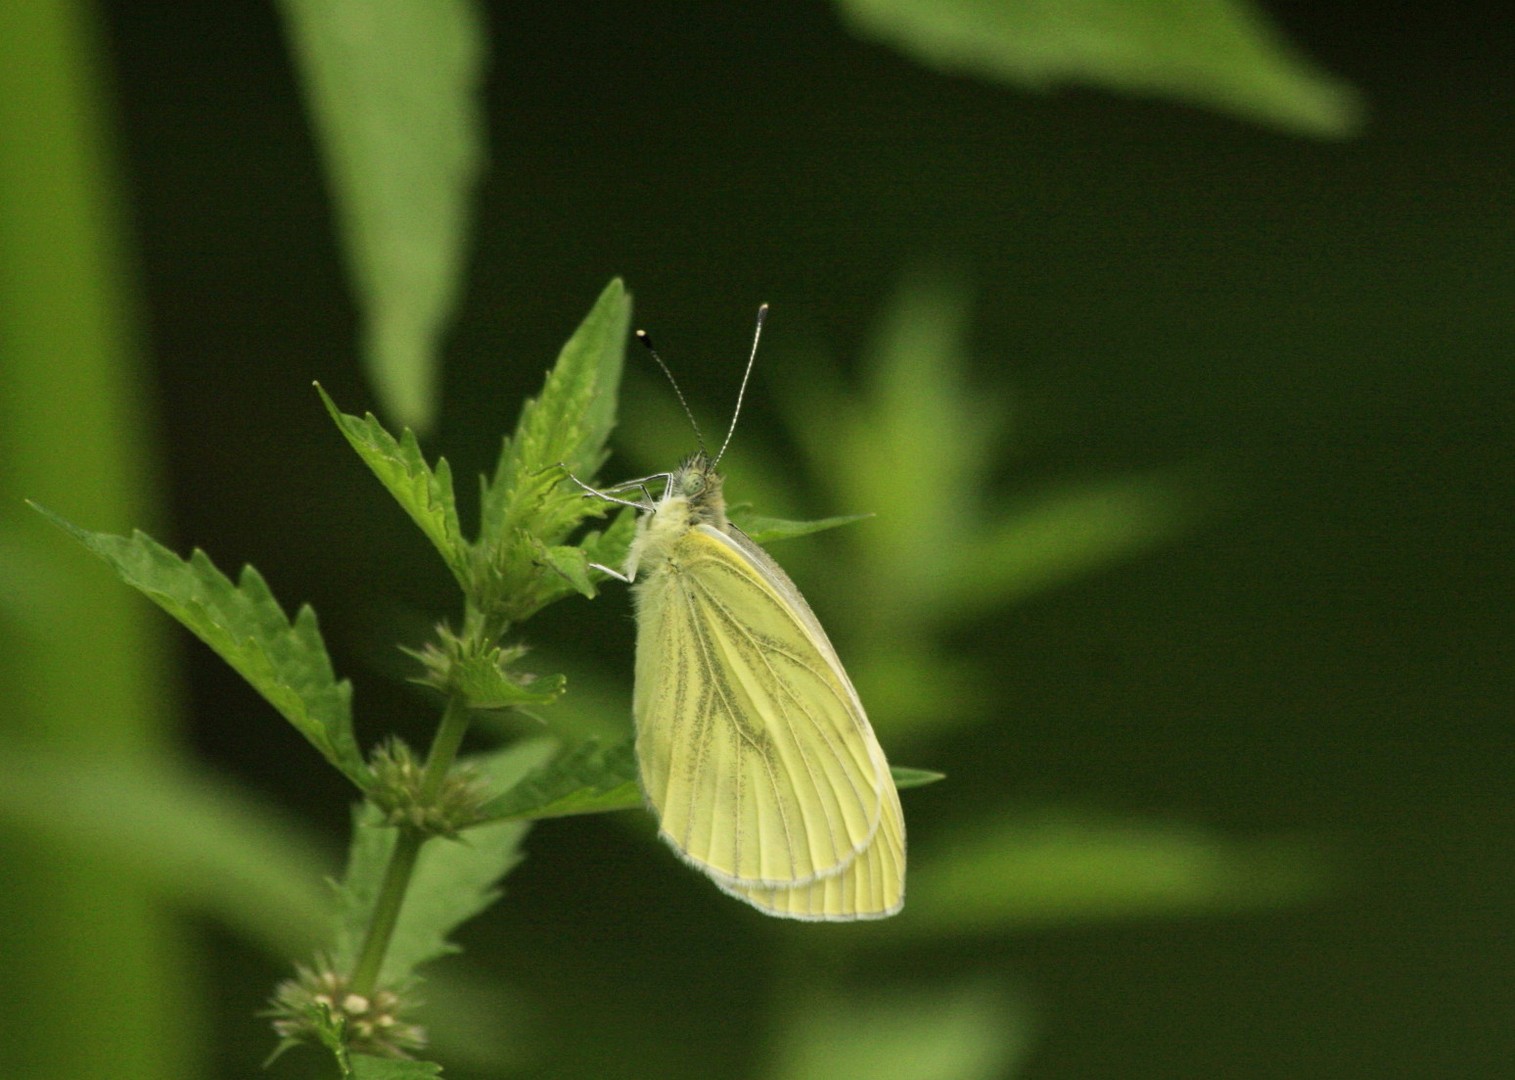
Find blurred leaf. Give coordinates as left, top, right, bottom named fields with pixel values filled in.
left=484, top=659, right=634, bottom=745
left=903, top=812, right=1330, bottom=934
left=770, top=982, right=1032, bottom=1080
left=318, top=383, right=469, bottom=590
left=407, top=966, right=534, bottom=1074
left=851, top=644, right=987, bottom=744
left=787, top=277, right=1000, bottom=632
left=32, top=506, right=369, bottom=787
left=332, top=741, right=546, bottom=986
left=790, top=276, right=1201, bottom=656
left=0, top=749, right=331, bottom=956
left=734, top=510, right=874, bottom=545
left=353, top=1056, right=442, bottom=1080
left=940, top=467, right=1203, bottom=619
left=891, top=766, right=946, bottom=790
left=279, top=0, right=487, bottom=430
left=836, top=0, right=1361, bottom=137
left=0, top=4, right=194, bottom=1074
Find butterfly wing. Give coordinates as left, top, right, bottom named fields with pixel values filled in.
left=721, top=769, right=905, bottom=920
left=634, top=523, right=898, bottom=899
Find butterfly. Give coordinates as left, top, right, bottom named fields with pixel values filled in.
left=577, top=307, right=904, bottom=920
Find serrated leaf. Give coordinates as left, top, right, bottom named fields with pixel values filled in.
left=353, top=1055, right=443, bottom=1080
left=450, top=653, right=565, bottom=710
left=734, top=511, right=873, bottom=545
left=574, top=504, right=639, bottom=578
left=480, top=279, right=630, bottom=544
left=535, top=542, right=598, bottom=599
left=836, top=0, right=1361, bottom=138
left=279, top=0, right=487, bottom=430
left=317, top=383, right=469, bottom=590
left=515, top=504, right=634, bottom=612
left=477, top=739, right=641, bottom=822
left=33, top=505, right=368, bottom=787
left=332, top=741, right=550, bottom=985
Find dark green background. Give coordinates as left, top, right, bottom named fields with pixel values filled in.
left=95, top=2, right=1512, bottom=1077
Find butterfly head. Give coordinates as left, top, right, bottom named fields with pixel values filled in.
left=664, top=453, right=727, bottom=528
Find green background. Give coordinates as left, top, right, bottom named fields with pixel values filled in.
left=3, top=2, right=1511, bottom=1078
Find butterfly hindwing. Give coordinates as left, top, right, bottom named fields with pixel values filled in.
left=722, top=770, right=905, bottom=920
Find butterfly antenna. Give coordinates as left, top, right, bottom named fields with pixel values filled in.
left=713, top=303, right=768, bottom=467
left=636, top=327, right=708, bottom=458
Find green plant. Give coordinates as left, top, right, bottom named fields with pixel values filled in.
left=33, top=278, right=951, bottom=1075
left=3, top=2, right=1363, bottom=1075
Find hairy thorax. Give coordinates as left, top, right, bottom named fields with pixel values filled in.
left=624, top=456, right=728, bottom=583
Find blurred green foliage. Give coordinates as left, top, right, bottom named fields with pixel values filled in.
left=4, top=0, right=1511, bottom=1078
left=278, top=0, right=486, bottom=431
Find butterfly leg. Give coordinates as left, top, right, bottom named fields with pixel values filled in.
left=588, top=561, right=633, bottom=583
left=553, top=463, right=664, bottom=511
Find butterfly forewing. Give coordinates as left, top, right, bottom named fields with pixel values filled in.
left=634, top=524, right=885, bottom=888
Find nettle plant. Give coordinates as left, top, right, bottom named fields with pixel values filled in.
left=35, top=280, right=931, bottom=1078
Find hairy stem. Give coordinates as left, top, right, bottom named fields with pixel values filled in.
left=347, top=826, right=422, bottom=998
left=420, top=694, right=473, bottom=802
left=348, top=694, right=474, bottom=996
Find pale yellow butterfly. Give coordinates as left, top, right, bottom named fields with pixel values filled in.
left=577, top=307, right=904, bottom=920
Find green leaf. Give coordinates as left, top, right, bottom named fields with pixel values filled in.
left=470, top=280, right=631, bottom=626
left=0, top=748, right=331, bottom=957
left=788, top=276, right=1198, bottom=648
left=891, top=765, right=945, bottom=790
left=449, top=653, right=565, bottom=710
left=480, top=279, right=631, bottom=542
left=786, top=277, right=1002, bottom=631
left=278, top=0, right=487, bottom=430
left=835, top=0, right=1361, bottom=137
left=902, top=812, right=1331, bottom=935
left=352, top=1055, right=443, bottom=1080
left=32, top=505, right=368, bottom=787
left=942, top=468, right=1202, bottom=618
left=332, top=741, right=549, bottom=986
left=772, top=983, right=1031, bottom=1080
left=317, top=383, right=469, bottom=591
left=477, top=739, right=641, bottom=822
left=734, top=510, right=873, bottom=545
left=535, top=541, right=599, bottom=599
left=574, top=504, right=639, bottom=576
left=523, top=505, right=638, bottom=611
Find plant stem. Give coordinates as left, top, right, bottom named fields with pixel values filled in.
left=347, top=694, right=474, bottom=997
left=420, top=693, right=473, bottom=802
left=347, top=825, right=422, bottom=998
